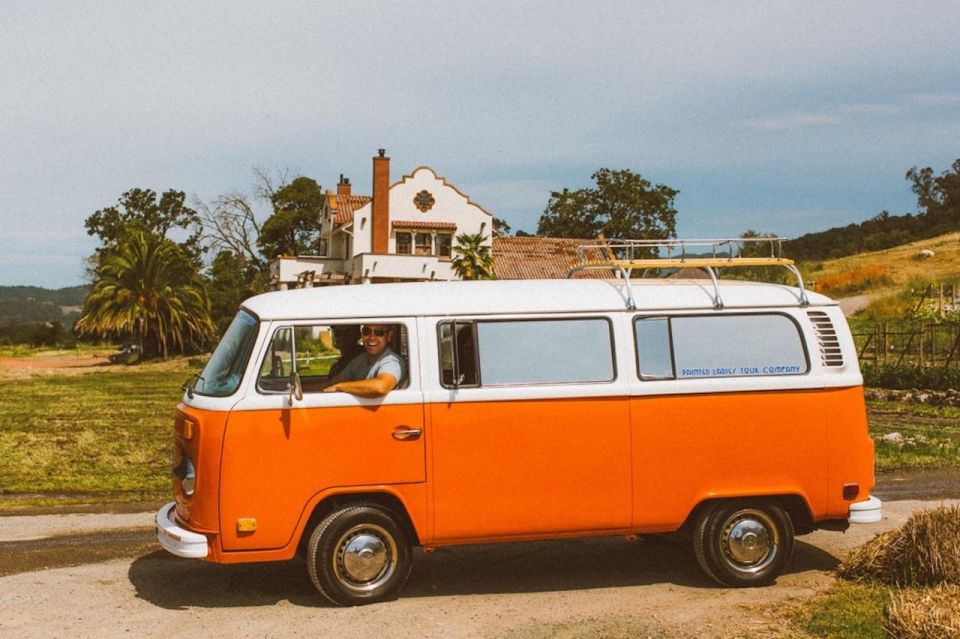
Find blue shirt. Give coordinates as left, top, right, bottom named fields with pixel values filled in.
left=338, top=348, right=406, bottom=386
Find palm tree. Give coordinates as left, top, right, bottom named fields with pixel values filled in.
left=451, top=233, right=494, bottom=280
left=76, top=231, right=215, bottom=358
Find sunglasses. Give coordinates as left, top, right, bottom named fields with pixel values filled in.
left=361, top=327, right=389, bottom=337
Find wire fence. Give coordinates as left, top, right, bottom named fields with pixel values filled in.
left=854, top=322, right=960, bottom=368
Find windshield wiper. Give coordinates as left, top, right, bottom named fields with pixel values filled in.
left=182, top=372, right=204, bottom=399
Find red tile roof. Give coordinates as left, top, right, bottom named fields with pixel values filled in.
left=391, top=220, right=457, bottom=230
left=330, top=194, right=371, bottom=225
left=493, top=237, right=611, bottom=279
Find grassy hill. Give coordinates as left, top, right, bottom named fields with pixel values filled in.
left=800, top=232, right=960, bottom=322
left=0, top=285, right=87, bottom=325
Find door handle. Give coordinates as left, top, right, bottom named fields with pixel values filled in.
left=392, top=427, right=422, bottom=441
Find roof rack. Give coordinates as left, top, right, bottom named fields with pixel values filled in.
left=567, top=237, right=809, bottom=310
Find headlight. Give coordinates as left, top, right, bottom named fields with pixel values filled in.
left=181, top=458, right=196, bottom=496
left=173, top=456, right=196, bottom=497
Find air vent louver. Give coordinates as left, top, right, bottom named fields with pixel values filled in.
left=807, top=310, right=844, bottom=367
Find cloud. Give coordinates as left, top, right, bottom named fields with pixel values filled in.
left=839, top=103, right=903, bottom=116
left=742, top=91, right=960, bottom=131
left=0, top=228, right=89, bottom=242
left=908, top=93, right=960, bottom=106
left=743, top=112, right=843, bottom=130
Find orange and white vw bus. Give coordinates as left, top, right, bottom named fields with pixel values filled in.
left=157, top=260, right=879, bottom=605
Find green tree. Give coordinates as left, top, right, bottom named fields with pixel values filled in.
left=85, top=188, right=202, bottom=263
left=257, top=176, right=324, bottom=259
left=537, top=169, right=678, bottom=242
left=906, top=159, right=960, bottom=232
left=492, top=217, right=512, bottom=237
left=206, top=250, right=268, bottom=335
left=451, top=233, right=494, bottom=280
left=76, top=231, right=215, bottom=357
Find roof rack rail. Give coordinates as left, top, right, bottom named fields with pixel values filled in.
left=567, top=237, right=809, bottom=310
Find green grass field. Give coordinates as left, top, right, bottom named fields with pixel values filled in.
left=794, top=582, right=889, bottom=638
left=0, top=358, right=956, bottom=511
left=0, top=364, right=193, bottom=509
left=867, top=400, right=960, bottom=469
left=0, top=344, right=112, bottom=358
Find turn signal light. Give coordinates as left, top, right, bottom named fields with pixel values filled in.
left=237, top=518, right=257, bottom=533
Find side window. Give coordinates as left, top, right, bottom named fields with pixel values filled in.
left=259, top=323, right=410, bottom=393
left=634, top=314, right=808, bottom=380
left=439, top=318, right=615, bottom=387
left=634, top=317, right=674, bottom=379
left=439, top=322, right=479, bottom=387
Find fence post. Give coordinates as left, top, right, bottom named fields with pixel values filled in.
left=874, top=324, right=881, bottom=367
left=883, top=322, right=889, bottom=366
left=919, top=325, right=925, bottom=368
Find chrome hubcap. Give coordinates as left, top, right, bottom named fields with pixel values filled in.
left=720, top=509, right=778, bottom=574
left=333, top=524, right=396, bottom=593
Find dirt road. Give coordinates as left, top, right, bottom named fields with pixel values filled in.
left=1, top=499, right=955, bottom=639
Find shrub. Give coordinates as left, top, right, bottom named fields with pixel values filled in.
left=838, top=505, right=960, bottom=586
left=815, top=265, right=890, bottom=296
left=884, top=585, right=960, bottom=639
left=863, top=364, right=960, bottom=391
left=858, top=292, right=915, bottom=322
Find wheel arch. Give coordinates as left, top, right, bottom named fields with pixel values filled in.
left=296, top=490, right=420, bottom=558
left=680, top=493, right=815, bottom=536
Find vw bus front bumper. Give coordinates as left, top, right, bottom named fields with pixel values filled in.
left=155, top=501, right=208, bottom=558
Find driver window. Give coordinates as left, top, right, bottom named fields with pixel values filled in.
left=257, top=323, right=409, bottom=393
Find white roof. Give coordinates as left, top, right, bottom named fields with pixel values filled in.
left=242, top=279, right=834, bottom=321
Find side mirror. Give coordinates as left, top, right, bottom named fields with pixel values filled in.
left=288, top=371, right=303, bottom=404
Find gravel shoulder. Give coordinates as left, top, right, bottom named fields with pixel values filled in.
left=1, top=499, right=957, bottom=639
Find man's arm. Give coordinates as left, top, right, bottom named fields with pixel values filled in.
left=323, top=373, right=398, bottom=398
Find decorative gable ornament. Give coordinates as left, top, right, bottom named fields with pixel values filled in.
left=414, top=190, right=435, bottom=213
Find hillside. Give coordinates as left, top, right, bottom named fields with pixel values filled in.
left=0, top=285, right=87, bottom=324
left=800, top=232, right=960, bottom=319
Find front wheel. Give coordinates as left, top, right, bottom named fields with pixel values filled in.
left=693, top=500, right=794, bottom=587
left=306, top=504, right=413, bottom=606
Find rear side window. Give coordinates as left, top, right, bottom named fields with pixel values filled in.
left=440, top=318, right=615, bottom=387
left=634, top=314, right=808, bottom=380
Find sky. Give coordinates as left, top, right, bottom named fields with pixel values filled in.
left=2, top=1, right=958, bottom=288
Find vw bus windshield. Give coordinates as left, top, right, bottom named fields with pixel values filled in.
left=192, top=310, right=258, bottom=397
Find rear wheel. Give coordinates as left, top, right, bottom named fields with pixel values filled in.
left=693, top=500, right=794, bottom=587
left=306, top=504, right=413, bottom=606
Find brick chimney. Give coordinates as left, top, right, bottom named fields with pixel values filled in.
left=371, top=149, right=390, bottom=254
left=336, top=174, right=351, bottom=196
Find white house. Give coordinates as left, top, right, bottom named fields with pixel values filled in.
left=271, top=150, right=493, bottom=288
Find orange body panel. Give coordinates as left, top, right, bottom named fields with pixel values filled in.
left=428, top=397, right=632, bottom=543
left=629, top=386, right=872, bottom=531
left=173, top=405, right=226, bottom=535
left=219, top=403, right=425, bottom=550
left=825, top=386, right=875, bottom=513
left=629, top=390, right=827, bottom=531
left=172, top=385, right=872, bottom=563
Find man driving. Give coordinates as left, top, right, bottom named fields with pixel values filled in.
left=323, top=324, right=405, bottom=397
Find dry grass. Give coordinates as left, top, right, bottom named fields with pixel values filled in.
left=884, top=585, right=960, bottom=639
left=837, top=505, right=960, bottom=586
left=803, top=232, right=960, bottom=290
left=813, top=264, right=890, bottom=296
